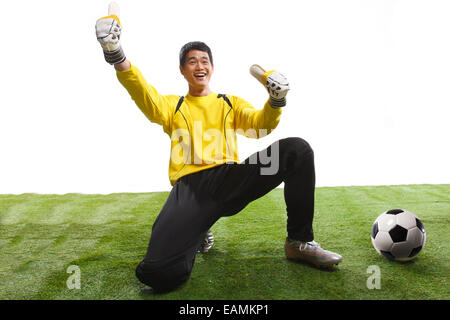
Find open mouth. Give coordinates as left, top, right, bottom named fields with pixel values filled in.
left=194, top=73, right=206, bottom=79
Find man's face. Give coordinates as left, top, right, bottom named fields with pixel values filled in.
left=180, top=49, right=214, bottom=89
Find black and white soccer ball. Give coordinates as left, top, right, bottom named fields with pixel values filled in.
left=371, top=209, right=426, bottom=262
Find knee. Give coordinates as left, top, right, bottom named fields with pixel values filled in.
left=136, top=256, right=192, bottom=293
left=280, top=137, right=313, bottom=157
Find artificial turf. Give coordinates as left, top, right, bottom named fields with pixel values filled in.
left=0, top=184, right=448, bottom=300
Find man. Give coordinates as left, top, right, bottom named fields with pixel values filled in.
left=96, top=4, right=342, bottom=293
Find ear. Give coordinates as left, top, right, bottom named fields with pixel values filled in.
left=179, top=65, right=185, bottom=77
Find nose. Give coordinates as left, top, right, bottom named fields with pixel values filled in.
left=195, top=63, right=204, bottom=71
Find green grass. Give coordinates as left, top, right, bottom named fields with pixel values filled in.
left=0, top=185, right=449, bottom=300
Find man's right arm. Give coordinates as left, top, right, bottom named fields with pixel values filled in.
left=96, top=3, right=174, bottom=133
left=115, top=62, right=175, bottom=133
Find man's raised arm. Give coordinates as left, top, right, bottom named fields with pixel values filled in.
left=94, top=2, right=175, bottom=133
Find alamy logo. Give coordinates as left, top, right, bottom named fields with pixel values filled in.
left=366, top=265, right=381, bottom=290
left=170, top=121, right=280, bottom=175
left=66, top=265, right=81, bottom=290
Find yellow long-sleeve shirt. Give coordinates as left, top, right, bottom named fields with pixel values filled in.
left=116, top=62, right=282, bottom=185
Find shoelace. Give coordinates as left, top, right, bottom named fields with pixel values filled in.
left=298, top=240, right=322, bottom=251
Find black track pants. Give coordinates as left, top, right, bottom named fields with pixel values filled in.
left=136, top=137, right=315, bottom=292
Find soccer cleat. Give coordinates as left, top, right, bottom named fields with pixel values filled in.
left=284, top=237, right=342, bottom=269
left=198, top=230, right=214, bottom=253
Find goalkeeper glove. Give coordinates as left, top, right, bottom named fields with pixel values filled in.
left=250, top=64, right=290, bottom=108
left=95, top=2, right=126, bottom=65
left=264, top=70, right=290, bottom=108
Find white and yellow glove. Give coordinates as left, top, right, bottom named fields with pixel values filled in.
left=95, top=2, right=126, bottom=65
left=250, top=64, right=290, bottom=108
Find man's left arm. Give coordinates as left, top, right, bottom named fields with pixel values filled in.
left=233, top=65, right=290, bottom=138
left=233, top=97, right=282, bottom=139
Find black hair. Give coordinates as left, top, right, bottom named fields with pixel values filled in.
left=179, top=41, right=213, bottom=67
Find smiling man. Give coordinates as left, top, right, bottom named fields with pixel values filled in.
left=181, top=47, right=213, bottom=96
left=96, top=4, right=342, bottom=293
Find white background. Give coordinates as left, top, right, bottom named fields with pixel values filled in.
left=0, top=0, right=449, bottom=194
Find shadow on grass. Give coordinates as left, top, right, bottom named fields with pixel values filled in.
left=136, top=248, right=349, bottom=300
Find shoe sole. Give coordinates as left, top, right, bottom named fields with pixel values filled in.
left=286, top=256, right=340, bottom=270
left=286, top=255, right=339, bottom=267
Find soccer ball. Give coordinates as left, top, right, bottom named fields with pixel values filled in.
left=371, top=209, right=426, bottom=262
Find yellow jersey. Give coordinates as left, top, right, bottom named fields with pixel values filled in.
left=116, top=62, right=282, bottom=185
